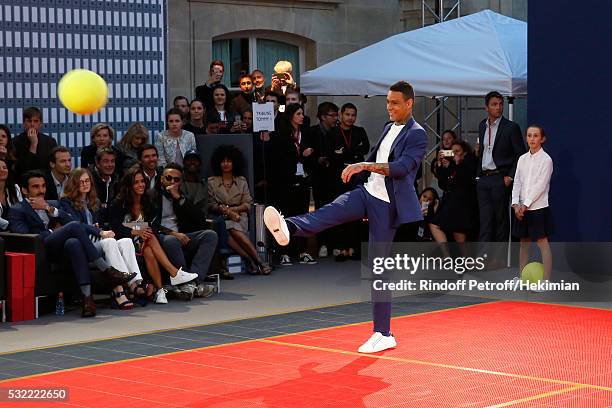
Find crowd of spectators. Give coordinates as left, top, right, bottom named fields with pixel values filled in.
left=0, top=57, right=530, bottom=318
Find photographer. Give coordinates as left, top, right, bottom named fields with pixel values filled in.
left=431, top=130, right=458, bottom=193
left=429, top=140, right=478, bottom=254
left=266, top=61, right=300, bottom=104
left=195, top=60, right=230, bottom=111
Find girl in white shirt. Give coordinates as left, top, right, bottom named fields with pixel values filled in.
left=511, top=125, right=554, bottom=282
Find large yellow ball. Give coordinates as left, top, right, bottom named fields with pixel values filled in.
left=58, top=69, right=108, bottom=115
left=521, top=262, right=544, bottom=284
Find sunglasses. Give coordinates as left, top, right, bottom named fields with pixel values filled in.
left=164, top=175, right=181, bottom=183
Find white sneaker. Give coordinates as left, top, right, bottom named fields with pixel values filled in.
left=299, top=253, right=318, bottom=265
left=170, top=267, right=198, bottom=286
left=264, top=206, right=290, bottom=246
left=318, top=245, right=328, bottom=258
left=280, top=255, right=292, bottom=266
left=154, top=288, right=168, bottom=304
left=358, top=332, right=397, bottom=353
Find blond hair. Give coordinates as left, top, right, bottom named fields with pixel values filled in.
left=273, top=60, right=293, bottom=74
left=90, top=123, right=115, bottom=145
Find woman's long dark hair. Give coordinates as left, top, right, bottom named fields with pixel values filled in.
left=277, top=103, right=303, bottom=140
left=211, top=84, right=231, bottom=113
left=0, top=158, right=18, bottom=204
left=0, top=124, right=17, bottom=163
left=116, top=166, right=153, bottom=218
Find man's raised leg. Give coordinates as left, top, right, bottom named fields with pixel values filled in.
left=265, top=188, right=367, bottom=246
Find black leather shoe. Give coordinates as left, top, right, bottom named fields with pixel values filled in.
left=104, top=267, right=137, bottom=286
left=82, top=295, right=96, bottom=318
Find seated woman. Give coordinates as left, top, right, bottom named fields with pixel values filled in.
left=429, top=140, right=478, bottom=259
left=0, top=124, right=17, bottom=172
left=60, top=168, right=147, bottom=309
left=109, top=167, right=198, bottom=303
left=155, top=108, right=196, bottom=167
left=81, top=123, right=124, bottom=171
left=0, top=158, right=21, bottom=230
left=208, top=145, right=272, bottom=275
left=116, top=122, right=149, bottom=173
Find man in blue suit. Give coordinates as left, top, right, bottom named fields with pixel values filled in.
left=9, top=170, right=136, bottom=317
left=264, top=81, right=427, bottom=353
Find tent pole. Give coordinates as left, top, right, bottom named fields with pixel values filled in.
left=507, top=96, right=516, bottom=268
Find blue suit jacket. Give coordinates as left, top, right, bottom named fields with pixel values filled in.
left=59, top=198, right=103, bottom=237
left=359, top=118, right=427, bottom=228
left=8, top=199, right=73, bottom=238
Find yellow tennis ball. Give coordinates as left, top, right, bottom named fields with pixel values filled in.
left=521, top=262, right=544, bottom=284
left=58, top=69, right=108, bottom=115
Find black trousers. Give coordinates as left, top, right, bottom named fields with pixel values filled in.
left=276, top=177, right=310, bottom=258
left=477, top=174, right=511, bottom=260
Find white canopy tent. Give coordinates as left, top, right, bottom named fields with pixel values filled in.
left=301, top=9, right=527, bottom=99
left=302, top=10, right=527, bottom=268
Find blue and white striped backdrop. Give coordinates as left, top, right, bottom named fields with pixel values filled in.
left=0, top=0, right=167, bottom=165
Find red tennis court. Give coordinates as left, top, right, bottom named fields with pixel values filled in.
left=1, top=301, right=611, bottom=407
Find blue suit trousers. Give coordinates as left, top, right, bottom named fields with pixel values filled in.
left=288, top=186, right=395, bottom=334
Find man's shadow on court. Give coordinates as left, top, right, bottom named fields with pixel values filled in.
left=187, top=356, right=389, bottom=407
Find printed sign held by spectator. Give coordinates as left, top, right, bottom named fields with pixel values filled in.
left=252, top=102, right=275, bottom=132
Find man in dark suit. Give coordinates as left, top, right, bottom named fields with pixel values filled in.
left=9, top=170, right=136, bottom=317
left=138, top=144, right=162, bottom=190
left=302, top=102, right=339, bottom=257
left=44, top=146, right=72, bottom=200
left=90, top=147, right=120, bottom=227
left=264, top=81, right=427, bottom=353
left=477, top=91, right=527, bottom=259
left=13, top=107, right=58, bottom=175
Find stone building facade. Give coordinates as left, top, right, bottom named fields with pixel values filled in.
left=168, top=0, right=527, bottom=185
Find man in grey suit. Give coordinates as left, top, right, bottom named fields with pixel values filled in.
left=477, top=91, right=527, bottom=263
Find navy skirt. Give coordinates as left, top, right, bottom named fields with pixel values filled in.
left=512, top=207, right=553, bottom=240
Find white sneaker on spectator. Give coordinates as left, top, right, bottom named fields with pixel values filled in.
left=318, top=245, right=328, bottom=258
left=280, top=255, right=292, bottom=266
left=264, top=206, right=290, bottom=246
left=154, top=288, right=168, bottom=304
left=170, top=267, right=198, bottom=286
left=299, top=253, right=317, bottom=265
left=358, top=332, right=397, bottom=353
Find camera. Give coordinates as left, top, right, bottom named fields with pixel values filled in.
left=272, top=72, right=289, bottom=83
left=440, top=149, right=454, bottom=158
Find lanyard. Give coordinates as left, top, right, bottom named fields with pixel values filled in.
left=340, top=127, right=352, bottom=149
left=293, top=129, right=301, bottom=154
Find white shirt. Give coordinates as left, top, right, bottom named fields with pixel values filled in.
left=52, top=171, right=68, bottom=198
left=364, top=124, right=404, bottom=203
left=482, top=117, right=501, bottom=170
left=511, top=147, right=553, bottom=210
